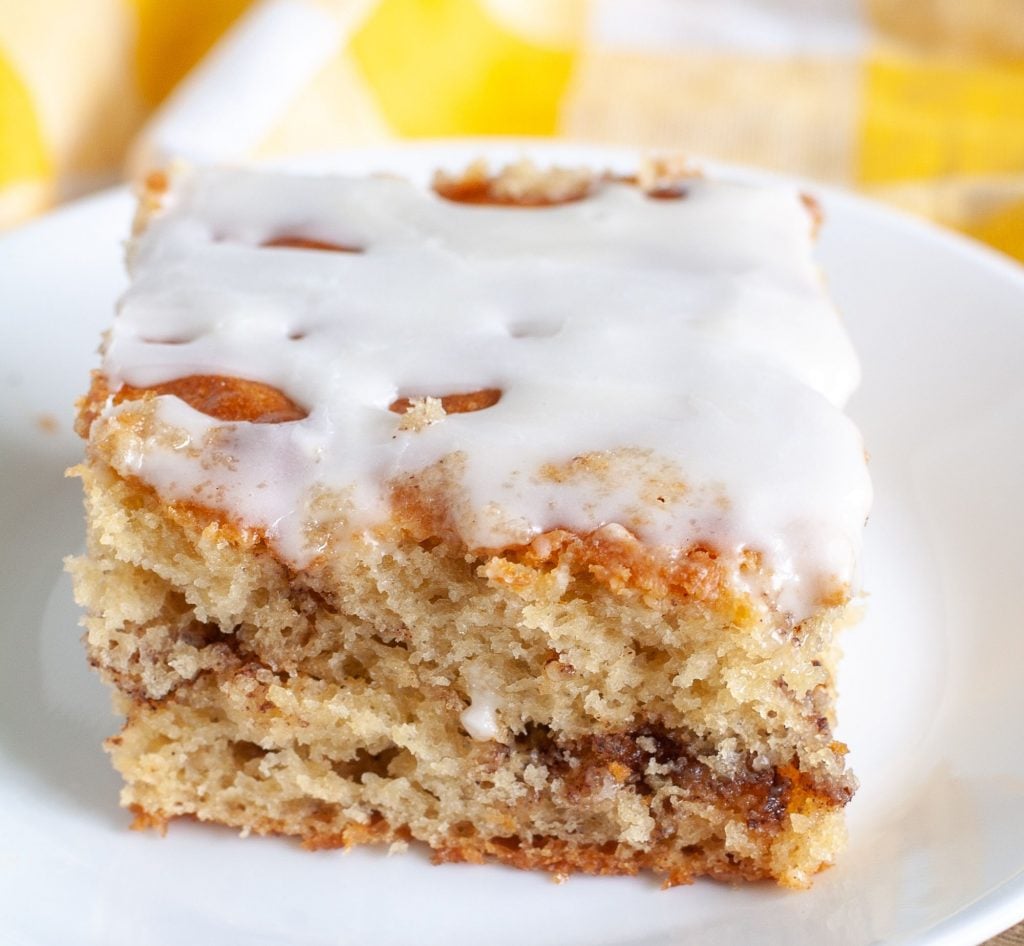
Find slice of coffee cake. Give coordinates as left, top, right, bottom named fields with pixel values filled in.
left=69, top=159, right=871, bottom=888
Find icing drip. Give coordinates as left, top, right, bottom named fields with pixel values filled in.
left=100, top=166, right=872, bottom=620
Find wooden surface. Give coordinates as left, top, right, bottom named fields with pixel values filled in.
left=987, top=921, right=1024, bottom=944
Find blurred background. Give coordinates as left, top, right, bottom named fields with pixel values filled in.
left=1, top=0, right=1022, bottom=261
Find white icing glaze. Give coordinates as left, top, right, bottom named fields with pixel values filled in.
left=460, top=687, right=503, bottom=742
left=99, top=166, right=872, bottom=619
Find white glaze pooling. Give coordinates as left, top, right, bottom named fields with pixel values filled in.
left=100, top=166, right=871, bottom=619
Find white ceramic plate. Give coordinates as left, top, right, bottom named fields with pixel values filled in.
left=2, top=141, right=1023, bottom=946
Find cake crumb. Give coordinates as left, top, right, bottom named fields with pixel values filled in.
left=397, top=397, right=446, bottom=432
left=434, top=159, right=595, bottom=205
left=637, top=155, right=699, bottom=194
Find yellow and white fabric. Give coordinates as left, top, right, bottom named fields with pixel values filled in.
left=1, top=0, right=1023, bottom=261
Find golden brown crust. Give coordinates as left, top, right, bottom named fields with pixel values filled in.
left=128, top=803, right=169, bottom=835
left=116, top=374, right=308, bottom=424
left=69, top=454, right=271, bottom=559
left=74, top=370, right=113, bottom=438
left=123, top=801, right=832, bottom=889
left=385, top=478, right=741, bottom=608
left=430, top=158, right=704, bottom=208
left=428, top=834, right=761, bottom=888
left=432, top=159, right=597, bottom=206
left=385, top=471, right=754, bottom=613
left=389, top=388, right=502, bottom=415
left=76, top=370, right=309, bottom=433
left=513, top=530, right=733, bottom=607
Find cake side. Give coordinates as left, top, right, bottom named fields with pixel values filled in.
left=70, top=160, right=870, bottom=888
left=71, top=449, right=853, bottom=889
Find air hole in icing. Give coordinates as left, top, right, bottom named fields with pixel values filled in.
left=261, top=236, right=364, bottom=253
left=116, top=374, right=308, bottom=424
left=389, top=389, right=502, bottom=415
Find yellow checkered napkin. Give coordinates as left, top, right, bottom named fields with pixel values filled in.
left=1, top=0, right=1022, bottom=261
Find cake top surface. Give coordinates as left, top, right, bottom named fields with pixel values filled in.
left=95, top=163, right=871, bottom=620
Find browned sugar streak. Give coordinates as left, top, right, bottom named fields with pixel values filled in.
left=389, top=388, right=502, bottom=415
left=261, top=236, right=363, bottom=253
left=116, top=375, right=307, bottom=424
